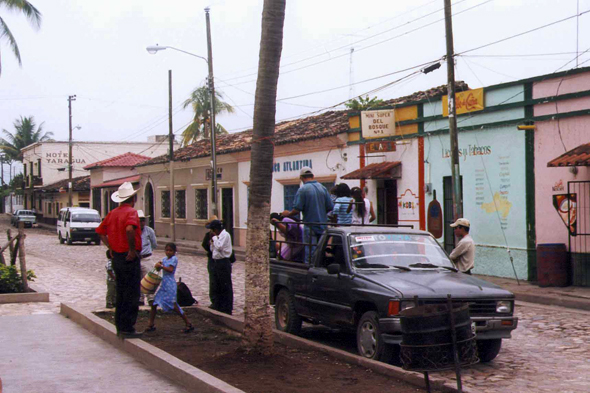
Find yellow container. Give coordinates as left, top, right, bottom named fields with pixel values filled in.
left=140, top=269, right=162, bottom=294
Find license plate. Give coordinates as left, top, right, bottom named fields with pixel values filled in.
left=471, top=321, right=477, bottom=336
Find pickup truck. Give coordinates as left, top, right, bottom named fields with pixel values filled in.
left=270, top=226, right=518, bottom=363
left=11, top=210, right=36, bottom=228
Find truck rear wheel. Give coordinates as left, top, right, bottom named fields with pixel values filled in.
left=275, top=289, right=302, bottom=335
left=477, top=339, right=502, bottom=363
left=59, top=233, right=65, bottom=244
left=357, top=311, right=392, bottom=362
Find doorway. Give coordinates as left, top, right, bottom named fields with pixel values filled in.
left=443, top=176, right=463, bottom=253
left=144, top=182, right=155, bottom=228
left=222, top=188, right=234, bottom=240
left=377, top=180, right=398, bottom=225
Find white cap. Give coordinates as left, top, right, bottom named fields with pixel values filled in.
left=450, top=218, right=470, bottom=228
left=299, top=166, right=314, bottom=176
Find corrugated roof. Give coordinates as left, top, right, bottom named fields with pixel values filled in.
left=83, top=152, right=151, bottom=170
left=92, top=175, right=141, bottom=188
left=548, top=142, right=590, bottom=167
left=341, top=161, right=402, bottom=179
left=137, top=82, right=469, bottom=168
left=41, top=175, right=90, bottom=192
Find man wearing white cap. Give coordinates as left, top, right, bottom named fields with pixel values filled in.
left=449, top=218, right=475, bottom=274
left=138, top=210, right=157, bottom=305
left=96, top=182, right=143, bottom=338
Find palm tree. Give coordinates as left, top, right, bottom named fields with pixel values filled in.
left=242, top=0, right=286, bottom=355
left=0, top=0, right=42, bottom=75
left=1, top=116, right=53, bottom=162
left=180, top=86, right=234, bottom=146
left=345, top=95, right=385, bottom=111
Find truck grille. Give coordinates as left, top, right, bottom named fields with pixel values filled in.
left=422, top=299, right=499, bottom=316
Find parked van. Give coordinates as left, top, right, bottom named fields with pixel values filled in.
left=57, top=207, right=102, bottom=245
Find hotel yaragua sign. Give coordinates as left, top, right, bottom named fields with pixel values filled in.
left=361, top=109, right=396, bottom=139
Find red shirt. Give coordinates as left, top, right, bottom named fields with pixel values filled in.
left=96, top=204, right=142, bottom=253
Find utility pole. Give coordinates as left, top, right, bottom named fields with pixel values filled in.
left=444, top=0, right=463, bottom=220
left=169, top=70, right=176, bottom=242
left=68, top=95, right=76, bottom=207
left=205, top=7, right=219, bottom=217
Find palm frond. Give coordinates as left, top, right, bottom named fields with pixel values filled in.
left=0, top=16, right=21, bottom=66
left=1, top=0, right=42, bottom=28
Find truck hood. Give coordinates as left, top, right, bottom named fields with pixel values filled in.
left=356, top=269, right=513, bottom=299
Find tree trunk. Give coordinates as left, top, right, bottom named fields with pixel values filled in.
left=242, top=0, right=286, bottom=355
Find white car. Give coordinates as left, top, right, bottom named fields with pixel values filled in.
left=57, top=207, right=102, bottom=245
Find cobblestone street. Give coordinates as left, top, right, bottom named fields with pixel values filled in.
left=2, top=217, right=590, bottom=392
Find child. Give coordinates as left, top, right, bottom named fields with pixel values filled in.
left=146, top=243, right=194, bottom=333
left=105, top=250, right=116, bottom=309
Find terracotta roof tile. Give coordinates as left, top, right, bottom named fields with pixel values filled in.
left=41, top=175, right=90, bottom=192
left=92, top=175, right=141, bottom=188
left=137, top=82, right=468, bottom=167
left=548, top=142, right=590, bottom=167
left=341, top=161, right=402, bottom=179
left=84, top=152, right=151, bottom=170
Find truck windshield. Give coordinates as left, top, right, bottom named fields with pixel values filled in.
left=19, top=211, right=34, bottom=215
left=72, top=214, right=101, bottom=223
left=349, top=233, right=453, bottom=269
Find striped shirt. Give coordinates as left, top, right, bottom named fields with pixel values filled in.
left=334, top=197, right=353, bottom=224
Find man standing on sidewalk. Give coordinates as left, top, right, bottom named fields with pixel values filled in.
left=282, top=166, right=333, bottom=263
left=96, top=182, right=143, bottom=338
left=207, top=219, right=233, bottom=315
left=449, top=218, right=475, bottom=274
left=138, top=210, right=157, bottom=305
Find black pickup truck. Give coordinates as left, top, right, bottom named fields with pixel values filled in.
left=270, top=226, right=518, bottom=363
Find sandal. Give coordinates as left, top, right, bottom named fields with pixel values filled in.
left=183, top=324, right=195, bottom=334
left=145, top=325, right=156, bottom=332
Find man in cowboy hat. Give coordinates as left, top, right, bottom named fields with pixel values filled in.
left=96, top=182, right=143, bottom=338
left=138, top=210, right=157, bottom=305
left=449, top=218, right=475, bottom=274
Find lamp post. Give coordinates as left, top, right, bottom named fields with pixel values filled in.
left=146, top=9, right=219, bottom=217
left=68, top=95, right=76, bottom=207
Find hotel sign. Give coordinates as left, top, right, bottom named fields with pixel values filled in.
left=366, top=141, right=396, bottom=153
left=361, top=109, right=396, bottom=139
left=442, top=88, right=484, bottom=116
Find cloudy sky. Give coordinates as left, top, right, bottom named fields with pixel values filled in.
left=1, top=0, right=589, bottom=172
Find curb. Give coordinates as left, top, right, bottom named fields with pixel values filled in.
left=185, top=306, right=473, bottom=393
left=60, top=303, right=244, bottom=393
left=0, top=284, right=50, bottom=304
left=514, top=292, right=590, bottom=312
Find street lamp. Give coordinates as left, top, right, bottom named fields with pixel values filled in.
left=146, top=8, right=219, bottom=218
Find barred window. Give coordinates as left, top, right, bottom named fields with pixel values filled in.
left=161, top=191, right=170, bottom=218
left=175, top=190, right=186, bottom=219
left=195, top=189, right=208, bottom=220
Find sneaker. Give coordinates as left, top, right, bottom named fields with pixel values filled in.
left=120, top=330, right=144, bottom=339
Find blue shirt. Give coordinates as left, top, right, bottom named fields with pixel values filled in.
left=334, top=197, right=353, bottom=224
left=293, top=181, right=334, bottom=235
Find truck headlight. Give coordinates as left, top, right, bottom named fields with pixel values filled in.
left=496, top=300, right=512, bottom=313
left=401, top=301, right=416, bottom=312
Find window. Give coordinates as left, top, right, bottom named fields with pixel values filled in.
left=161, top=190, right=170, bottom=218
left=175, top=190, right=186, bottom=219
left=38, top=199, right=42, bottom=211
left=321, top=182, right=335, bottom=192
left=48, top=202, right=52, bottom=215
left=284, top=184, right=300, bottom=211
left=195, top=189, right=208, bottom=219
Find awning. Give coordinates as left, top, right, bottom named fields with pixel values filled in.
left=547, top=142, right=590, bottom=167
left=92, top=175, right=140, bottom=188
left=341, top=161, right=402, bottom=180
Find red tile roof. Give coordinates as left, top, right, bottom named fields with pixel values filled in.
left=84, top=152, right=151, bottom=170
left=92, top=175, right=141, bottom=188
left=548, top=142, right=590, bottom=167
left=41, top=175, right=90, bottom=192
left=137, top=82, right=469, bottom=168
left=341, top=161, right=402, bottom=179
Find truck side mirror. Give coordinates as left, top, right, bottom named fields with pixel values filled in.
left=327, top=263, right=341, bottom=275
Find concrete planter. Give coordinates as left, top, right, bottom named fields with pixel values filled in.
left=0, top=284, right=49, bottom=304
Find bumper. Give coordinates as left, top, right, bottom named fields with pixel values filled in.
left=17, top=220, right=35, bottom=227
left=71, top=232, right=100, bottom=242
left=379, top=315, right=518, bottom=344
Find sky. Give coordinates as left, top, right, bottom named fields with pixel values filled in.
left=1, top=0, right=589, bottom=179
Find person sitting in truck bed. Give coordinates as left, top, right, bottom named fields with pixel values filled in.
left=270, top=213, right=304, bottom=262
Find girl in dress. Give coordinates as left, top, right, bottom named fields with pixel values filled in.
left=146, top=243, right=194, bottom=333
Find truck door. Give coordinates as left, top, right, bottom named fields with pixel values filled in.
left=307, top=233, right=354, bottom=326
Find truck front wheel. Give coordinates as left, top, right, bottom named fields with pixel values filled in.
left=275, top=289, right=302, bottom=335
left=477, top=339, right=502, bottom=362
left=357, top=311, right=392, bottom=362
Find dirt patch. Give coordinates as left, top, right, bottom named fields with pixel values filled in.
left=96, top=308, right=425, bottom=393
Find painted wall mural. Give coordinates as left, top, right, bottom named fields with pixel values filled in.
left=553, top=193, right=577, bottom=235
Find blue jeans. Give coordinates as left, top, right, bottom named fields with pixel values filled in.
left=304, top=226, right=321, bottom=264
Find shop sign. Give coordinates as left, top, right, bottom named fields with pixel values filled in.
left=553, top=194, right=577, bottom=235
left=398, top=189, right=419, bottom=221
left=272, top=159, right=313, bottom=173
left=442, top=88, right=484, bottom=116
left=366, top=141, right=396, bottom=153
left=206, top=167, right=222, bottom=180
left=361, top=109, right=396, bottom=139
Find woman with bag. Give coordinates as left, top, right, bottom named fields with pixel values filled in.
left=146, top=243, right=194, bottom=333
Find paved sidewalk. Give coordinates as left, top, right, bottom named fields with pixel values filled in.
left=0, top=314, right=188, bottom=393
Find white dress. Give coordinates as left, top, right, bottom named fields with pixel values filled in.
left=351, top=198, right=371, bottom=224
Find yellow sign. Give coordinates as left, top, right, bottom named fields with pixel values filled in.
left=442, top=88, right=484, bottom=116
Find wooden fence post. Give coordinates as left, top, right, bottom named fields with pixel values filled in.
left=7, top=229, right=15, bottom=266
left=17, top=222, right=28, bottom=292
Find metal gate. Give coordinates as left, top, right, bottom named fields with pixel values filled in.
left=568, top=181, right=590, bottom=286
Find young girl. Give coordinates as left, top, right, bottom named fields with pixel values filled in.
left=146, top=243, right=194, bottom=333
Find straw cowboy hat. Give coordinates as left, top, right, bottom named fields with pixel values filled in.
left=111, top=182, right=139, bottom=203
left=137, top=210, right=150, bottom=219
left=205, top=215, right=219, bottom=226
